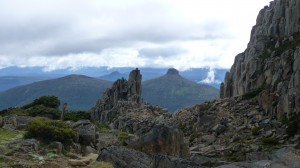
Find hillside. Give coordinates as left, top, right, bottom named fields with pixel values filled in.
left=142, top=68, right=219, bottom=112
left=0, top=75, right=112, bottom=110
left=0, top=76, right=57, bottom=91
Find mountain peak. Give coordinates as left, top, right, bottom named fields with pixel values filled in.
left=166, top=68, right=179, bottom=75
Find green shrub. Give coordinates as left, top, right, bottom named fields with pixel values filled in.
left=117, top=131, right=129, bottom=140
left=252, top=127, right=261, bottom=136
left=262, top=137, right=278, bottom=145
left=64, top=110, right=90, bottom=122
left=0, top=108, right=28, bottom=117
left=284, top=113, right=300, bottom=137
left=286, top=121, right=299, bottom=137
left=26, top=105, right=60, bottom=119
left=25, top=117, right=75, bottom=144
left=23, top=96, right=60, bottom=109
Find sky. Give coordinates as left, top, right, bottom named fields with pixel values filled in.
left=0, top=0, right=271, bottom=71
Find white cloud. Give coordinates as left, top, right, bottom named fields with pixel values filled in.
left=0, top=0, right=271, bottom=71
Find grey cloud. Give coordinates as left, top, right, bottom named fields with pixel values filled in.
left=139, top=47, right=187, bottom=58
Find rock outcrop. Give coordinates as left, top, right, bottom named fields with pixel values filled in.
left=91, top=69, right=190, bottom=160
left=91, top=68, right=142, bottom=121
left=221, top=0, right=300, bottom=119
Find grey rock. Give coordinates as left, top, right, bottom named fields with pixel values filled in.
left=151, top=154, right=199, bottom=168
left=272, top=147, right=300, bottom=168
left=212, top=124, right=226, bottom=135
left=91, top=68, right=142, bottom=121
left=97, top=145, right=151, bottom=168
left=221, top=0, right=300, bottom=120
left=2, top=115, right=17, bottom=130
left=21, top=139, right=39, bottom=151
left=264, top=130, right=273, bottom=138
left=72, top=120, right=96, bottom=146
left=130, top=124, right=189, bottom=159
left=50, top=141, right=63, bottom=155
left=15, top=116, right=32, bottom=130
left=190, top=154, right=213, bottom=167
left=84, top=146, right=97, bottom=155
left=246, top=152, right=270, bottom=161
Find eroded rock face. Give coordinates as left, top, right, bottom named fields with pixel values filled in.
left=222, top=0, right=300, bottom=119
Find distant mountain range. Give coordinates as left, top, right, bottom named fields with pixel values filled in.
left=0, top=69, right=220, bottom=112
left=142, top=68, right=219, bottom=112
left=0, top=75, right=112, bottom=110
left=0, top=67, right=227, bottom=91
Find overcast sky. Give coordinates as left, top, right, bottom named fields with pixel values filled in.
left=0, top=0, right=271, bottom=71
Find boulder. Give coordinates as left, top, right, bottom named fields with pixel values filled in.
left=2, top=114, right=17, bottom=130
left=97, top=145, right=151, bottom=168
left=50, top=141, right=63, bottom=155
left=72, top=120, right=96, bottom=146
left=212, top=124, right=226, bottom=135
left=129, top=124, right=189, bottom=159
left=271, top=147, right=300, bottom=168
left=21, top=139, right=39, bottom=151
left=151, top=155, right=199, bottom=168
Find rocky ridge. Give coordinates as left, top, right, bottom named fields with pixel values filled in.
left=221, top=0, right=300, bottom=119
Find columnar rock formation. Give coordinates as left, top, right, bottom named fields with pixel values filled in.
left=91, top=68, right=142, bottom=121
left=221, top=0, right=300, bottom=119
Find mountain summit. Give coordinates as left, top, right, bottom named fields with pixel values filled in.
left=142, top=68, right=218, bottom=112
left=166, top=68, right=179, bottom=75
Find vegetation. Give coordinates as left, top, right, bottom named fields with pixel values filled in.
left=0, top=129, right=24, bottom=145
left=64, top=110, right=90, bottom=121
left=262, top=137, right=278, bottom=145
left=0, top=108, right=28, bottom=116
left=26, top=105, right=60, bottom=119
left=117, top=131, right=129, bottom=140
left=25, top=117, right=76, bottom=144
left=23, top=96, right=60, bottom=109
left=285, top=113, right=300, bottom=137
left=252, top=127, right=261, bottom=136
left=91, top=161, right=114, bottom=168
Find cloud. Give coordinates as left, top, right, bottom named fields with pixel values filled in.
left=0, top=0, right=272, bottom=70
left=199, top=68, right=221, bottom=84
left=139, top=46, right=187, bottom=58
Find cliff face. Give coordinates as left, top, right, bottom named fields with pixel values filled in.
left=221, top=0, right=300, bottom=119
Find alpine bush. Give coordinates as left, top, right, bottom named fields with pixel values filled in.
left=25, top=117, right=75, bottom=144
